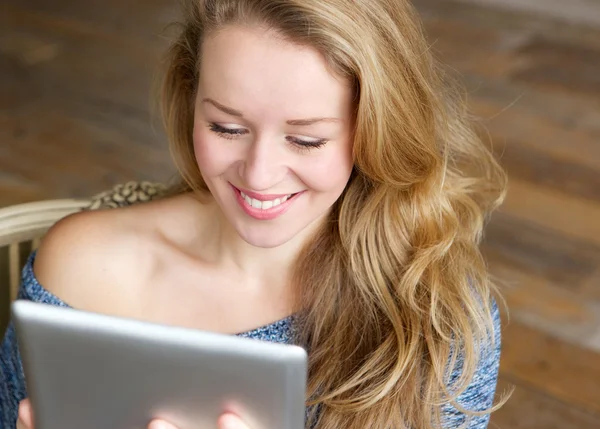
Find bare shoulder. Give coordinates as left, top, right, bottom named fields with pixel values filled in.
left=33, top=203, right=152, bottom=313
left=33, top=193, right=208, bottom=314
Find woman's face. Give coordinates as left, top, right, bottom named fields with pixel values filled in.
left=193, top=25, right=354, bottom=248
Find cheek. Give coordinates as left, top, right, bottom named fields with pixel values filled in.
left=300, top=147, right=354, bottom=193
left=193, top=128, right=234, bottom=176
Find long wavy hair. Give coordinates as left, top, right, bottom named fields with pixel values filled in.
left=160, top=0, right=509, bottom=427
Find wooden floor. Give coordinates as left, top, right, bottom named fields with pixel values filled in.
left=1, top=0, right=600, bottom=427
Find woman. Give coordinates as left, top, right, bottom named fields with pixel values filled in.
left=1, top=0, right=509, bottom=428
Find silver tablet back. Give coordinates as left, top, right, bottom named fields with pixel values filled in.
left=12, top=300, right=307, bottom=429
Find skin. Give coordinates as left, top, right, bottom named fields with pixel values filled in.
left=17, top=399, right=246, bottom=429
left=16, top=25, right=354, bottom=429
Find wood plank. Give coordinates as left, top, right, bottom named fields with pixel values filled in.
left=580, top=269, right=600, bottom=302
left=471, top=98, right=600, bottom=172
left=511, top=36, right=600, bottom=99
left=491, top=140, right=600, bottom=204
left=416, top=0, right=600, bottom=49
left=454, top=0, right=600, bottom=28
left=2, top=0, right=179, bottom=46
left=490, top=378, right=600, bottom=429
left=462, top=74, right=600, bottom=138
left=499, top=179, right=600, bottom=247
left=483, top=212, right=600, bottom=350
left=0, top=101, right=174, bottom=207
left=488, top=257, right=600, bottom=352
left=420, top=15, right=536, bottom=80
left=421, top=18, right=514, bottom=75
left=1, top=3, right=168, bottom=114
left=0, top=4, right=176, bottom=208
left=500, top=320, right=600, bottom=416
left=483, top=212, right=600, bottom=289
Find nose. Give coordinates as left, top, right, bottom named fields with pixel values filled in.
left=239, top=137, right=287, bottom=191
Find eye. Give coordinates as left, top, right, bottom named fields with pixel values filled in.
left=207, top=122, right=248, bottom=139
left=208, top=122, right=328, bottom=152
left=286, top=136, right=328, bottom=152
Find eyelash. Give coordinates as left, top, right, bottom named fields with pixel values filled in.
left=207, top=123, right=328, bottom=151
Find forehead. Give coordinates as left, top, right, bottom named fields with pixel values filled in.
left=198, top=26, right=352, bottom=121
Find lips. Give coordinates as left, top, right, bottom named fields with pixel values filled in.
left=230, top=184, right=302, bottom=220
left=234, top=186, right=296, bottom=201
left=239, top=190, right=293, bottom=210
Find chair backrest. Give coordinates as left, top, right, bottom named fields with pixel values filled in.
left=0, top=181, right=167, bottom=336
left=0, top=199, right=90, bottom=302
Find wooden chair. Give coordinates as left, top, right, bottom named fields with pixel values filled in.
left=0, top=181, right=167, bottom=336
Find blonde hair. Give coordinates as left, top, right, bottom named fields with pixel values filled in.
left=160, top=0, right=508, bottom=427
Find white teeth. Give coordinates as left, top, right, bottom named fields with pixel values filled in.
left=240, top=191, right=293, bottom=210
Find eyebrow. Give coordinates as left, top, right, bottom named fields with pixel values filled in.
left=202, top=98, right=342, bottom=125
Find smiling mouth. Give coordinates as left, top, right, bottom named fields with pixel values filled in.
left=239, top=190, right=300, bottom=210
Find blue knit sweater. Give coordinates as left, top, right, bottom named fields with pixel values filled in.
left=1, top=252, right=501, bottom=428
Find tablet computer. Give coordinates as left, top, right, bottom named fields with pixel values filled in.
left=11, top=300, right=307, bottom=429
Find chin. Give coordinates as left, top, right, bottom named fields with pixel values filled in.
left=236, top=224, right=301, bottom=249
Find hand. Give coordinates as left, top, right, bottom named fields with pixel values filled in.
left=149, top=414, right=251, bottom=429
left=17, top=398, right=251, bottom=429
left=16, top=399, right=33, bottom=429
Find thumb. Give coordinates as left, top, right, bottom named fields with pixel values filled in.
left=18, top=399, right=33, bottom=428
left=147, top=419, right=179, bottom=429
left=218, top=413, right=250, bottom=429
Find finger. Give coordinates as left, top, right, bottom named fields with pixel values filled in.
left=218, top=413, right=249, bottom=429
left=17, top=413, right=31, bottom=429
left=147, top=419, right=179, bottom=429
left=16, top=413, right=28, bottom=429
left=18, top=399, right=33, bottom=429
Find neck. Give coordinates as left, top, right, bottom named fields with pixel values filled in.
left=204, top=203, right=324, bottom=286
